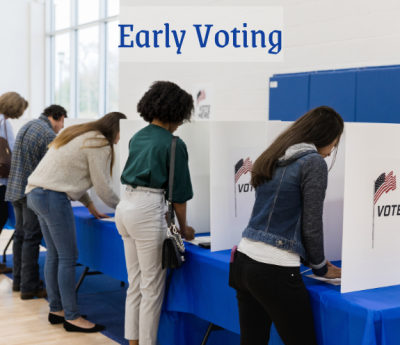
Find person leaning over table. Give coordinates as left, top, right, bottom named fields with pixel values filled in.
left=116, top=81, right=195, bottom=345
left=0, top=92, right=28, bottom=275
left=6, top=105, right=67, bottom=299
left=229, top=106, right=343, bottom=345
left=25, top=112, right=127, bottom=333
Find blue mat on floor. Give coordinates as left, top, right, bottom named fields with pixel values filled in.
left=3, top=252, right=240, bottom=345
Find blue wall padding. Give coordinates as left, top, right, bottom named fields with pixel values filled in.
left=309, top=70, right=357, bottom=122
left=355, top=67, right=400, bottom=123
left=270, top=64, right=400, bottom=124
left=269, top=73, right=310, bottom=121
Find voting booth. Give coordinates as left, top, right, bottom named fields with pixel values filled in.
left=119, top=118, right=400, bottom=293
left=119, top=120, right=211, bottom=234
left=267, top=121, right=400, bottom=293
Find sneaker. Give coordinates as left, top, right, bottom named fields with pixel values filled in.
left=21, top=287, right=48, bottom=300
left=0, top=264, right=12, bottom=274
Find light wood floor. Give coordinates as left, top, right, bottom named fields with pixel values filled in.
left=0, top=231, right=118, bottom=345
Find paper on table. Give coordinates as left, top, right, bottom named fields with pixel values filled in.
left=306, top=274, right=341, bottom=286
left=184, top=236, right=211, bottom=246
left=100, top=217, right=116, bottom=222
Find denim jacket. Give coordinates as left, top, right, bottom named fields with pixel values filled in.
left=243, top=146, right=328, bottom=276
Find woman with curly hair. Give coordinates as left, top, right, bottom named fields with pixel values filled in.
left=116, top=81, right=196, bottom=345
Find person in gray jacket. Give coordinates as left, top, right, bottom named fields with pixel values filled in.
left=229, top=106, right=343, bottom=345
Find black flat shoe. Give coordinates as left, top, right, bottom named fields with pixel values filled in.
left=49, top=313, right=87, bottom=325
left=63, top=320, right=105, bottom=333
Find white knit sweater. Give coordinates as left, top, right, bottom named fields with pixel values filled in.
left=26, top=131, right=119, bottom=209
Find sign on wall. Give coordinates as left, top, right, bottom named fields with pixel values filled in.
left=119, top=6, right=283, bottom=63
left=192, top=83, right=214, bottom=120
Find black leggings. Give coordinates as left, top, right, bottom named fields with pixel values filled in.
left=229, top=251, right=318, bottom=345
left=0, top=185, right=8, bottom=232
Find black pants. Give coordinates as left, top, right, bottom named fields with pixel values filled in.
left=12, top=197, right=43, bottom=293
left=229, top=251, right=318, bottom=345
left=0, top=185, right=8, bottom=232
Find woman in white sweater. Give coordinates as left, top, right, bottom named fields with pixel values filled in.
left=26, top=112, right=126, bottom=333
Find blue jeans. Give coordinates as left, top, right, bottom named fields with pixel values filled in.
left=27, top=188, right=80, bottom=320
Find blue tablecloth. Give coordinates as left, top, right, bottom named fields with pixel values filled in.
left=73, top=207, right=400, bottom=345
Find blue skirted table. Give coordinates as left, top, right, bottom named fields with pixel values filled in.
left=72, top=207, right=400, bottom=345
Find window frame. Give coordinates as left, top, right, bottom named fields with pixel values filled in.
left=46, top=0, right=118, bottom=118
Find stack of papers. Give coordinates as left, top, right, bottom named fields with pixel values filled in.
left=306, top=274, right=341, bottom=286
left=100, top=217, right=116, bottom=222
left=184, top=236, right=211, bottom=246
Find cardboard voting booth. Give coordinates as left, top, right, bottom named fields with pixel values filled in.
left=209, top=121, right=267, bottom=252
left=119, top=119, right=400, bottom=293
left=268, top=121, right=400, bottom=293
left=341, top=123, right=400, bottom=293
left=119, top=120, right=211, bottom=234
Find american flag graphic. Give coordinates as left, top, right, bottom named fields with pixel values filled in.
left=374, top=171, right=397, bottom=204
left=235, top=158, right=253, bottom=183
left=196, top=90, right=206, bottom=106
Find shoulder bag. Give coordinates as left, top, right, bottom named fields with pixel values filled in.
left=0, top=118, right=12, bottom=178
left=162, top=136, right=186, bottom=269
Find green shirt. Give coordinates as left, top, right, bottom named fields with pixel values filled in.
left=121, top=124, right=193, bottom=204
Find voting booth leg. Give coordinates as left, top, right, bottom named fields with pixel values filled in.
left=75, top=267, right=103, bottom=298
left=200, top=323, right=224, bottom=345
left=2, top=232, right=14, bottom=263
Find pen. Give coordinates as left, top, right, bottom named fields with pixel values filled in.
left=301, top=268, right=312, bottom=275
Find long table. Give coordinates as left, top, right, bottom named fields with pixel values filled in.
left=73, top=207, right=400, bottom=345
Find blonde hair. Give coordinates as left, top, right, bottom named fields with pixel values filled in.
left=50, top=112, right=127, bottom=175
left=0, top=92, right=28, bottom=119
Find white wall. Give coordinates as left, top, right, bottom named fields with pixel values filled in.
left=0, top=0, right=46, bottom=119
left=119, top=0, right=400, bottom=121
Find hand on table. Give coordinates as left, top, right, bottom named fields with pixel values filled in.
left=87, top=202, right=111, bottom=220
left=324, top=261, right=341, bottom=279
left=326, top=260, right=339, bottom=268
left=181, top=226, right=195, bottom=241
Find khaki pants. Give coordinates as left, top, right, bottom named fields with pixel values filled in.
left=116, top=186, right=167, bottom=344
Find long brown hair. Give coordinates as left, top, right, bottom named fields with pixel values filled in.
left=50, top=112, right=127, bottom=175
left=251, top=106, right=344, bottom=188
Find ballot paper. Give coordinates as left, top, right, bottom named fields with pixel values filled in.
left=184, top=236, right=211, bottom=246
left=306, top=274, right=341, bottom=286
left=100, top=217, right=116, bottom=222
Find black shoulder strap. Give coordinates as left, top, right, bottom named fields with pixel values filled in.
left=167, top=136, right=178, bottom=227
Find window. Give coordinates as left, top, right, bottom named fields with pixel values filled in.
left=54, top=33, right=70, bottom=111
left=47, top=0, right=119, bottom=118
left=106, top=20, right=119, bottom=113
left=78, top=26, right=99, bottom=118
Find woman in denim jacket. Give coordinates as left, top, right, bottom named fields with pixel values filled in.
left=230, top=106, right=344, bottom=345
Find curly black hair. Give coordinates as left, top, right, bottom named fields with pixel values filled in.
left=137, top=81, right=194, bottom=123
left=43, top=104, right=68, bottom=120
